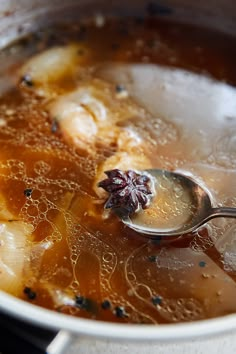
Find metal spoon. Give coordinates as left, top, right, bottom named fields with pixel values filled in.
left=119, top=169, right=236, bottom=237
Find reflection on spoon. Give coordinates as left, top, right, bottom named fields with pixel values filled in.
left=98, top=169, right=236, bottom=238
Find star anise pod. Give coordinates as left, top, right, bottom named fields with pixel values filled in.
left=98, top=169, right=155, bottom=215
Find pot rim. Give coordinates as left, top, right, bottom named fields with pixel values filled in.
left=0, top=290, right=236, bottom=341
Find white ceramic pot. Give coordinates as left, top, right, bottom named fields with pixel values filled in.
left=0, top=1, right=236, bottom=353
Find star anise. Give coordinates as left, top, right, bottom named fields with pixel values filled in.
left=98, top=169, right=155, bottom=215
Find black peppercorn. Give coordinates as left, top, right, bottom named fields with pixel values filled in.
left=114, top=306, right=127, bottom=318
left=115, top=84, right=126, bottom=93
left=152, top=296, right=162, bottom=306
left=20, top=74, right=34, bottom=87
left=148, top=255, right=157, bottom=263
left=24, top=287, right=37, bottom=300
left=75, top=295, right=86, bottom=308
left=101, top=300, right=111, bottom=310
left=24, top=188, right=33, bottom=197
left=51, top=119, right=59, bottom=133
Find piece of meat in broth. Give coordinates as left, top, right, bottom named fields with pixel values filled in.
left=48, top=79, right=146, bottom=154
left=0, top=194, right=15, bottom=221
left=19, top=44, right=90, bottom=96
left=49, top=86, right=105, bottom=152
left=0, top=221, right=33, bottom=295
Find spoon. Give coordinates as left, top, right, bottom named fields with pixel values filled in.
left=118, top=169, right=236, bottom=238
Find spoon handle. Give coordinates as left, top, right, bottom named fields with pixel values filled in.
left=210, top=207, right=236, bottom=219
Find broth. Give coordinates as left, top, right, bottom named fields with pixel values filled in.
left=0, top=17, right=236, bottom=324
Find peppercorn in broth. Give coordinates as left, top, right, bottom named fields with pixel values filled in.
left=0, top=17, right=236, bottom=324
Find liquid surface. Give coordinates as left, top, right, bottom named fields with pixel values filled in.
left=129, top=171, right=197, bottom=233
left=0, top=17, right=236, bottom=324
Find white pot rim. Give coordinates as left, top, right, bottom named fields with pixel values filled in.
left=1, top=290, right=236, bottom=341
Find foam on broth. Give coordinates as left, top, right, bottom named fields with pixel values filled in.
left=0, top=17, right=235, bottom=324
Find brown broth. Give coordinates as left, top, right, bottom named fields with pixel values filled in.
left=0, top=17, right=236, bottom=324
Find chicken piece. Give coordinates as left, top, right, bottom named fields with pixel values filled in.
left=49, top=86, right=106, bottom=152
left=49, top=80, right=153, bottom=198
left=0, top=221, right=33, bottom=295
left=19, top=44, right=90, bottom=96
left=50, top=98, right=98, bottom=152
left=49, top=79, right=146, bottom=154
left=0, top=194, right=14, bottom=221
left=116, top=128, right=144, bottom=153
left=49, top=78, right=153, bottom=204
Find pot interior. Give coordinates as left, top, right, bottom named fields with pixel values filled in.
left=0, top=0, right=235, bottom=341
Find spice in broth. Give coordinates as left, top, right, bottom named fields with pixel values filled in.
left=0, top=17, right=236, bottom=324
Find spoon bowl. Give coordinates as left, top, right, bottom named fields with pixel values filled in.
left=119, top=169, right=236, bottom=238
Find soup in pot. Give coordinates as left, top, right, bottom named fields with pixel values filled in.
left=0, top=15, right=236, bottom=324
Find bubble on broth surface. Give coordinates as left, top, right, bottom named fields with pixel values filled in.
left=66, top=226, right=157, bottom=323
left=117, top=113, right=179, bottom=148
left=213, top=223, right=236, bottom=273
left=34, top=161, right=51, bottom=175
left=190, top=226, right=217, bottom=253
left=223, top=251, right=236, bottom=273
left=0, top=100, right=97, bottom=180
left=156, top=298, right=205, bottom=322
left=155, top=249, right=194, bottom=270
left=209, top=129, right=236, bottom=168
left=0, top=156, right=85, bottom=252
left=0, top=159, right=26, bottom=179
left=123, top=244, right=208, bottom=323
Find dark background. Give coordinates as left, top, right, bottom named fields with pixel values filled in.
left=0, top=311, right=56, bottom=354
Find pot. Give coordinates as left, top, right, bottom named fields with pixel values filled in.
left=0, top=1, right=236, bottom=353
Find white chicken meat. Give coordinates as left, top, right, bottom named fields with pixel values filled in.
left=0, top=221, right=33, bottom=295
